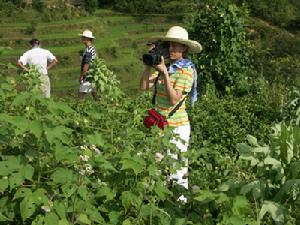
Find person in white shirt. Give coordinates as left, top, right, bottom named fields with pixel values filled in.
left=17, top=38, right=58, bottom=98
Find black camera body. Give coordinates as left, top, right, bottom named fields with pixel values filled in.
left=142, top=41, right=170, bottom=66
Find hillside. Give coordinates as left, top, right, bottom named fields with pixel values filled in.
left=0, top=9, right=179, bottom=96
left=1, top=4, right=299, bottom=98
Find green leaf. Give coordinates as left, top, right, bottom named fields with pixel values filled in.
left=86, top=133, right=105, bottom=147
left=96, top=186, right=116, bottom=201
left=54, top=143, right=78, bottom=163
left=122, top=219, right=132, bottom=225
left=236, top=143, right=252, bottom=154
left=59, top=219, right=70, bottom=225
left=232, top=196, right=251, bottom=215
left=175, top=218, right=187, bottom=225
left=44, top=126, right=73, bottom=145
left=85, top=206, right=105, bottom=223
left=51, top=168, right=75, bottom=184
left=29, top=121, right=43, bottom=139
left=240, top=180, right=265, bottom=200
left=121, top=191, right=142, bottom=210
left=247, top=135, right=258, bottom=146
left=239, top=155, right=259, bottom=166
left=32, top=188, right=48, bottom=205
left=77, top=213, right=91, bottom=225
left=48, top=101, right=75, bottom=114
left=108, top=211, right=120, bottom=225
left=0, top=212, right=9, bottom=222
left=94, top=155, right=116, bottom=172
left=53, top=201, right=66, bottom=220
left=45, top=212, right=59, bottom=225
left=20, top=196, right=36, bottom=221
left=194, top=190, right=216, bottom=203
left=22, top=164, right=35, bottom=181
left=120, top=155, right=145, bottom=175
left=13, top=188, right=32, bottom=200
left=78, top=186, right=88, bottom=200
left=264, top=157, right=282, bottom=170
left=0, top=156, right=22, bottom=176
left=0, top=179, right=8, bottom=193
left=274, top=179, right=300, bottom=201
left=154, top=182, right=172, bottom=201
left=259, top=201, right=284, bottom=224
left=9, top=172, right=24, bottom=190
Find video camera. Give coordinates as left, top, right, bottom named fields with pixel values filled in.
left=142, top=41, right=170, bottom=66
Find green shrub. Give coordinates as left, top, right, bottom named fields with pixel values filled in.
left=81, top=0, right=98, bottom=14
left=186, top=3, right=253, bottom=96
left=32, top=0, right=45, bottom=12
left=245, top=0, right=297, bottom=27
left=189, top=95, right=281, bottom=158
left=24, top=21, right=37, bottom=35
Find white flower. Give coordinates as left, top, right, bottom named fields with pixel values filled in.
left=79, top=155, right=89, bottom=162
left=155, top=152, right=164, bottom=162
left=78, top=163, right=94, bottom=176
left=41, top=205, right=51, bottom=213
left=79, top=169, right=86, bottom=176
left=91, top=145, right=101, bottom=154
left=84, top=164, right=94, bottom=175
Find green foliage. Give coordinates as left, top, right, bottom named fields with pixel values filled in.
left=113, top=0, right=194, bottom=14
left=81, top=0, right=98, bottom=14
left=32, top=0, right=45, bottom=13
left=24, top=21, right=37, bottom=35
left=282, top=88, right=300, bottom=125
left=244, top=0, right=297, bottom=27
left=85, top=57, right=124, bottom=101
left=19, top=65, right=43, bottom=95
left=186, top=3, right=253, bottom=96
left=0, top=68, right=193, bottom=224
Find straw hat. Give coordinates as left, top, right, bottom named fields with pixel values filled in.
left=150, top=26, right=202, bottom=53
left=78, top=29, right=95, bottom=39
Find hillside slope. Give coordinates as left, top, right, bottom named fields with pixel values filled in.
left=0, top=9, right=179, bottom=96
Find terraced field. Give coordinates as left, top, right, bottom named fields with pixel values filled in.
left=0, top=9, right=179, bottom=96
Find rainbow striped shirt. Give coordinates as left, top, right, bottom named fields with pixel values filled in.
left=155, top=60, right=194, bottom=127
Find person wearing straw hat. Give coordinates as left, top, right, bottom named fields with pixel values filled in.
left=140, top=26, right=202, bottom=203
left=17, top=38, right=58, bottom=98
left=78, top=29, right=98, bottom=100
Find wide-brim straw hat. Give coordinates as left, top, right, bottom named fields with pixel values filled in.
left=150, top=26, right=202, bottom=53
left=78, top=29, right=95, bottom=39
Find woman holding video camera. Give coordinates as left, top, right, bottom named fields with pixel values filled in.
left=140, top=26, right=202, bottom=203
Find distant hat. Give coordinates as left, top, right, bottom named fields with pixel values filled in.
left=78, top=29, right=95, bottom=39
left=150, top=26, right=202, bottom=53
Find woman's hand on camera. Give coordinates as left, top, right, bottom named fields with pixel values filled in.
left=153, top=56, right=168, bottom=75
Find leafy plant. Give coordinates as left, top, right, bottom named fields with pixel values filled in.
left=85, top=57, right=124, bottom=101
left=186, top=3, right=253, bottom=96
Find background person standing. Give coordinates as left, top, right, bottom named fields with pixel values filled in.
left=78, top=29, right=97, bottom=100
left=17, top=38, right=58, bottom=98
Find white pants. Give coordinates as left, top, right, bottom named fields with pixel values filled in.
left=40, top=75, right=50, bottom=98
left=168, top=124, right=190, bottom=189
